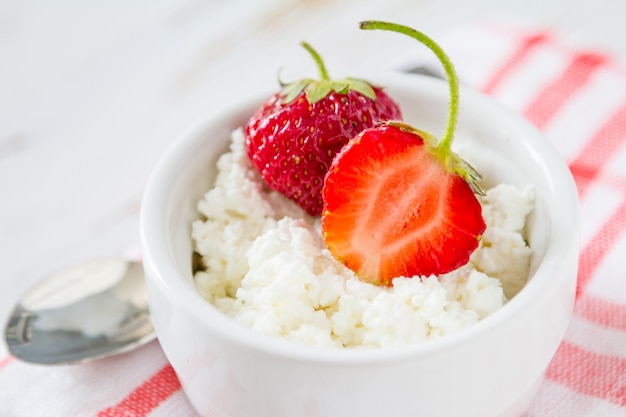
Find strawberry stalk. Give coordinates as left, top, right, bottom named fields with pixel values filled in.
left=280, top=42, right=378, bottom=104
left=359, top=20, right=459, bottom=157
left=359, top=20, right=484, bottom=195
left=301, top=41, right=331, bottom=81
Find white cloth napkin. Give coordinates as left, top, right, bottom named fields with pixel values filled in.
left=3, top=19, right=626, bottom=417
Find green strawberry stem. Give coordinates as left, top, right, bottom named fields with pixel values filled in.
left=359, top=20, right=484, bottom=195
left=280, top=42, right=378, bottom=104
left=301, top=41, right=331, bottom=81
left=359, top=20, right=459, bottom=159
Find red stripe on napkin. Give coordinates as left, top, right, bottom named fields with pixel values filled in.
left=482, top=32, right=550, bottom=95
left=576, top=197, right=626, bottom=296
left=523, top=52, right=606, bottom=129
left=0, top=356, right=13, bottom=371
left=95, top=363, right=181, bottom=417
left=570, top=102, right=626, bottom=196
left=576, top=295, right=626, bottom=332
left=546, top=341, right=626, bottom=407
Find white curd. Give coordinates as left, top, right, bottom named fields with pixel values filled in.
left=192, top=129, right=534, bottom=348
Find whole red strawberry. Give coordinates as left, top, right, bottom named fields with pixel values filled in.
left=245, top=42, right=402, bottom=216
left=321, top=21, right=486, bottom=285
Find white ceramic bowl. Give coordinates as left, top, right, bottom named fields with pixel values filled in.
left=140, top=72, right=580, bottom=417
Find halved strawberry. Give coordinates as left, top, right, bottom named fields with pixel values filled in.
left=321, top=123, right=486, bottom=285
left=321, top=20, right=487, bottom=285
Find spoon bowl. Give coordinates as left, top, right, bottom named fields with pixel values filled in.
left=4, top=259, right=155, bottom=365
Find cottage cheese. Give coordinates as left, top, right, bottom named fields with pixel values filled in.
left=192, top=129, right=535, bottom=348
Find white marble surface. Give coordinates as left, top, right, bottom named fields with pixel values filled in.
left=2, top=0, right=626, bottom=357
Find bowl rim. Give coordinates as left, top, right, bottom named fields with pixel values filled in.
left=140, top=72, right=580, bottom=365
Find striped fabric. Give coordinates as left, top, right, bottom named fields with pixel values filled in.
left=2, top=20, right=626, bottom=417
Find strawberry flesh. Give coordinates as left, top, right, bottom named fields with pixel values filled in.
left=321, top=124, right=486, bottom=285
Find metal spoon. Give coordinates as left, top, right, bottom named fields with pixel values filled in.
left=4, top=259, right=155, bottom=365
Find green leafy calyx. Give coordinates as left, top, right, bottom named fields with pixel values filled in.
left=280, top=42, right=377, bottom=105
